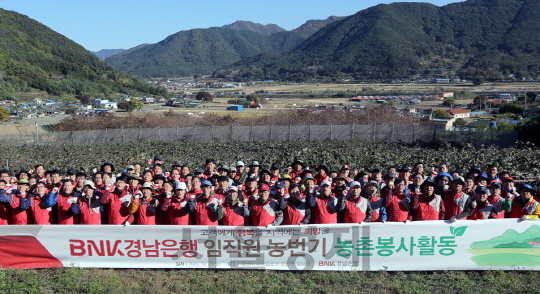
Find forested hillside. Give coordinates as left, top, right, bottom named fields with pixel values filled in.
left=217, top=0, right=540, bottom=82
left=0, top=9, right=166, bottom=100
left=105, top=17, right=343, bottom=78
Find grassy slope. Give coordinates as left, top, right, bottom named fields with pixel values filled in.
left=1, top=268, right=538, bottom=293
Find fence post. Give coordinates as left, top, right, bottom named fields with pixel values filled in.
left=104, top=128, right=107, bottom=144
left=122, top=127, right=124, bottom=143
left=176, top=126, right=178, bottom=141
left=158, top=127, right=161, bottom=141
left=391, top=124, right=395, bottom=141
left=412, top=124, right=415, bottom=142
left=309, top=124, right=312, bottom=141
left=138, top=127, right=141, bottom=142
left=289, top=124, right=292, bottom=141
left=211, top=125, right=214, bottom=141
left=269, top=124, right=273, bottom=141
left=250, top=124, right=253, bottom=142
left=193, top=125, right=196, bottom=142
left=71, top=131, right=74, bottom=145
left=230, top=125, right=233, bottom=142
left=330, top=124, right=333, bottom=141
left=351, top=124, right=354, bottom=141
left=87, top=129, right=90, bottom=145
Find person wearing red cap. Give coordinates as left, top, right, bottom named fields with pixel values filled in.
left=159, top=182, right=195, bottom=225
left=244, top=183, right=283, bottom=227
left=337, top=181, right=373, bottom=224
left=384, top=178, right=413, bottom=223
left=99, top=176, right=133, bottom=225
left=340, top=165, right=351, bottom=182
left=306, top=180, right=339, bottom=224
left=411, top=180, right=445, bottom=221
left=222, top=186, right=246, bottom=226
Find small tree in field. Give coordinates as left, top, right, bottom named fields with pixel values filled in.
left=454, top=118, right=468, bottom=126
left=0, top=107, right=10, bottom=121
left=433, top=109, right=449, bottom=118
left=196, top=92, right=213, bottom=102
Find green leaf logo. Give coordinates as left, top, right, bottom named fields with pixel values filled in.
left=450, top=226, right=468, bottom=237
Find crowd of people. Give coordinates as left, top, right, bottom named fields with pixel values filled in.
left=0, top=156, right=539, bottom=226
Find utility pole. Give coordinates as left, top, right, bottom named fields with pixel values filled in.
left=35, top=108, right=38, bottom=144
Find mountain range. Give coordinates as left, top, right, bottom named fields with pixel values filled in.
left=0, top=8, right=166, bottom=100
left=104, top=17, right=344, bottom=78
left=218, top=0, right=540, bottom=82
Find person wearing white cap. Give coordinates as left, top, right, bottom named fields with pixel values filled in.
left=126, top=182, right=159, bottom=225
left=306, top=180, right=339, bottom=224
left=337, top=181, right=373, bottom=224
left=72, top=180, right=104, bottom=225
left=222, top=186, right=246, bottom=226
left=235, top=161, right=245, bottom=182
left=159, top=182, right=195, bottom=225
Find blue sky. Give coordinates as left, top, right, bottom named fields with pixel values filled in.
left=1, top=0, right=462, bottom=52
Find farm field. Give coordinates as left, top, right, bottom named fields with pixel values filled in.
left=1, top=141, right=538, bottom=181
left=1, top=268, right=539, bottom=294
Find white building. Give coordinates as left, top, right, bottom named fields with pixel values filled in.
left=93, top=99, right=118, bottom=109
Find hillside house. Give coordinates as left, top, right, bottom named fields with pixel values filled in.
left=447, top=108, right=471, bottom=118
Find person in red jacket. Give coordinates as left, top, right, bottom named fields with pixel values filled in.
left=241, top=175, right=259, bottom=204
left=99, top=176, right=132, bottom=225
left=363, top=180, right=386, bottom=222
left=47, top=179, right=80, bottom=225
left=20, top=181, right=54, bottom=224
left=127, top=182, right=159, bottom=225
left=155, top=181, right=174, bottom=224
left=159, top=182, right=195, bottom=225
left=511, top=184, right=540, bottom=220
left=307, top=180, right=339, bottom=224
left=337, top=181, right=373, bottom=224
left=194, top=179, right=223, bottom=225
left=72, top=180, right=103, bottom=225
left=0, top=179, right=32, bottom=224
left=313, top=163, right=329, bottom=185
left=384, top=178, right=413, bottom=223
left=187, top=177, right=203, bottom=199
left=451, top=187, right=499, bottom=221
left=500, top=177, right=519, bottom=217
left=244, top=183, right=283, bottom=227
left=221, top=186, right=246, bottom=226
left=443, top=177, right=471, bottom=220
left=278, top=183, right=310, bottom=225
left=487, top=183, right=505, bottom=219
left=411, top=179, right=445, bottom=221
